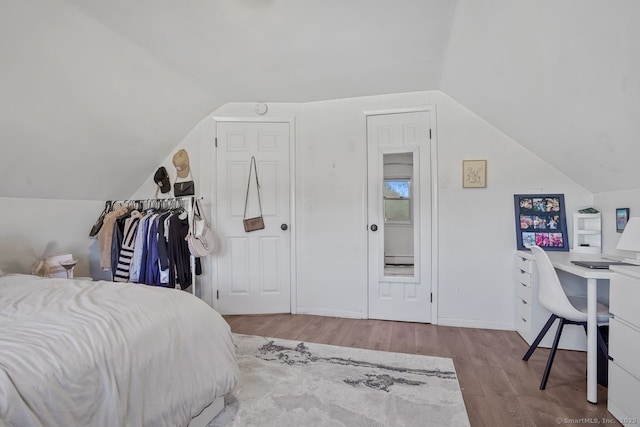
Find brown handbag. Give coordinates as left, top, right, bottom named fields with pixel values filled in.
left=243, top=156, right=265, bottom=232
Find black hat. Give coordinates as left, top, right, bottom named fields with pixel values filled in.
left=154, top=166, right=171, bottom=193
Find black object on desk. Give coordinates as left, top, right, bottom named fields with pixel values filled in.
left=570, top=260, right=636, bottom=269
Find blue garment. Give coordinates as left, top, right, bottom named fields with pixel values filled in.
left=137, top=214, right=153, bottom=284
left=145, top=217, right=161, bottom=286
left=130, top=212, right=152, bottom=283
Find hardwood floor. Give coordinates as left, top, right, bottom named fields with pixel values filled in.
left=223, top=314, right=620, bottom=427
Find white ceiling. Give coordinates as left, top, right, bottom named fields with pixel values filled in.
left=1, top=0, right=639, bottom=200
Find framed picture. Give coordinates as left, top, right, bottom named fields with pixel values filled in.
left=616, top=208, right=630, bottom=233
left=462, top=160, right=486, bottom=188
left=513, top=194, right=569, bottom=251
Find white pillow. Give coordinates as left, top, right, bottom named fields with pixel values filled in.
left=0, top=268, right=5, bottom=277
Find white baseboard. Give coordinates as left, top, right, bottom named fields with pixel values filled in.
left=437, top=317, right=515, bottom=331
left=296, top=307, right=363, bottom=319
left=293, top=311, right=517, bottom=330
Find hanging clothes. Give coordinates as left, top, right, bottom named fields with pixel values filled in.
left=92, top=198, right=202, bottom=289
left=129, top=210, right=154, bottom=283
left=114, top=211, right=142, bottom=282
left=97, top=206, right=129, bottom=271
left=144, top=213, right=161, bottom=286
left=167, top=211, right=201, bottom=289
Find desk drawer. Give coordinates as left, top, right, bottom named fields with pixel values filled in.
left=517, top=296, right=532, bottom=323
left=516, top=280, right=532, bottom=302
left=516, top=317, right=531, bottom=342
left=515, top=268, right=531, bottom=287
left=515, top=255, right=533, bottom=274
left=608, top=362, right=640, bottom=422
left=610, top=317, right=640, bottom=379
left=611, top=273, right=640, bottom=326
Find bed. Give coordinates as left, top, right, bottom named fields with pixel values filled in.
left=0, top=274, right=238, bottom=427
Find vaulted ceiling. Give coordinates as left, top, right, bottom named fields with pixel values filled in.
left=1, top=0, right=639, bottom=200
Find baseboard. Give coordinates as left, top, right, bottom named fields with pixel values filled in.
left=293, top=311, right=517, bottom=330
left=296, top=307, right=363, bottom=319
left=437, top=317, right=515, bottom=331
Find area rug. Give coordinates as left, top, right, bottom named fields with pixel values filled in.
left=210, top=334, right=470, bottom=427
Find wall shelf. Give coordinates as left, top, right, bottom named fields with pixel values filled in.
left=571, top=213, right=601, bottom=253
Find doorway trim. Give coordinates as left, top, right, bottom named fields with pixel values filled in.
left=362, top=106, right=439, bottom=324
left=211, top=115, right=297, bottom=314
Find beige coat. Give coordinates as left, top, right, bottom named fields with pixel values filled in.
left=97, top=206, right=129, bottom=270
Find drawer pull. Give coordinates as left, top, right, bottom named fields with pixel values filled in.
left=521, top=317, right=527, bottom=323
left=521, top=282, right=526, bottom=287
left=521, top=299, right=528, bottom=305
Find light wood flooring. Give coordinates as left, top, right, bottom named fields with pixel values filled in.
left=224, top=314, right=620, bottom=427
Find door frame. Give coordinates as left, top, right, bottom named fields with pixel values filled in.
left=211, top=116, right=297, bottom=314
left=362, top=106, right=439, bottom=324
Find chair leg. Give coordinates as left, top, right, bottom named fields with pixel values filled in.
left=523, top=314, right=558, bottom=361
left=540, top=317, right=566, bottom=390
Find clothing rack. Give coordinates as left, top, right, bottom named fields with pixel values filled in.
left=106, top=196, right=203, bottom=297
left=107, top=196, right=200, bottom=212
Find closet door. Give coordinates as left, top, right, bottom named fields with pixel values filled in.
left=367, top=110, right=432, bottom=323
left=215, top=120, right=292, bottom=314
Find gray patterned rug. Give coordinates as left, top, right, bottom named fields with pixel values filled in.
left=211, top=334, right=470, bottom=427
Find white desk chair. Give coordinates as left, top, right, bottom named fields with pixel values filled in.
left=523, top=246, right=610, bottom=390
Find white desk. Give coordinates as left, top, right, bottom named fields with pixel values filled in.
left=517, top=250, right=614, bottom=404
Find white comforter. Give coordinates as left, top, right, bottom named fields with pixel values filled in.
left=0, top=274, right=238, bottom=427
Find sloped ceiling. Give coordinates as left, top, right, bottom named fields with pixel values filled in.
left=1, top=0, right=639, bottom=200
left=0, top=0, right=455, bottom=200
left=441, top=0, right=640, bottom=194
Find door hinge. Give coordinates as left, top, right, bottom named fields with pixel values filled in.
left=216, top=290, right=219, bottom=300
left=430, top=293, right=433, bottom=303
left=215, top=137, right=218, bottom=148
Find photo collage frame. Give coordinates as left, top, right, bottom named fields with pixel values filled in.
left=513, top=194, right=569, bottom=251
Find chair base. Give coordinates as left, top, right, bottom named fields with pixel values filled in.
left=522, top=314, right=608, bottom=390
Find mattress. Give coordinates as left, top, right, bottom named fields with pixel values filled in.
left=0, top=274, right=238, bottom=427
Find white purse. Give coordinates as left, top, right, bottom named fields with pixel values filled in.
left=186, top=199, right=215, bottom=257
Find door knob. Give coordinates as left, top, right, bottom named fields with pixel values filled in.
left=370, top=224, right=378, bottom=232
left=281, top=224, right=288, bottom=231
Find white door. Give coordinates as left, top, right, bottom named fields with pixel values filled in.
left=367, top=111, right=432, bottom=322
left=216, top=120, right=291, bottom=314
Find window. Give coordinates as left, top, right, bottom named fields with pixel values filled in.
left=383, top=179, right=411, bottom=223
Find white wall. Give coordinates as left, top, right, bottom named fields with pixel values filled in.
left=179, top=93, right=431, bottom=317
left=161, top=90, right=592, bottom=328
left=594, top=189, right=640, bottom=256
left=0, top=198, right=104, bottom=278
left=119, top=90, right=596, bottom=328
left=1, top=89, right=595, bottom=330
left=431, top=91, right=592, bottom=328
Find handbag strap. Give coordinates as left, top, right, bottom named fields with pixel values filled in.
left=243, top=156, right=263, bottom=220
left=188, top=198, right=208, bottom=234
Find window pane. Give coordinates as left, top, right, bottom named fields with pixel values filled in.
left=383, top=180, right=411, bottom=222
left=384, top=199, right=410, bottom=222
left=383, top=181, right=409, bottom=199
